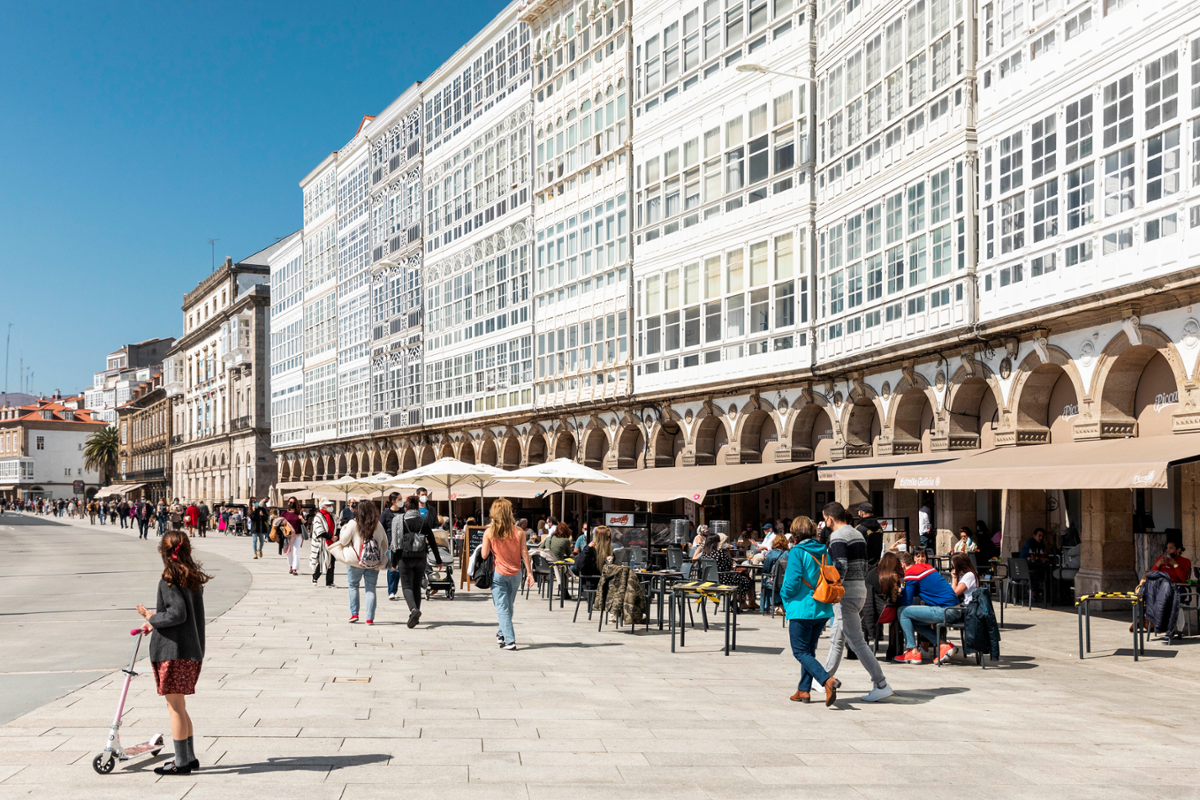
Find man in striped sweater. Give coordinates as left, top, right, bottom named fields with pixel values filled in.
left=821, top=502, right=894, bottom=703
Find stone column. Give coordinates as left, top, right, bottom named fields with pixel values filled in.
left=936, top=490, right=976, bottom=554
left=1179, top=463, right=1200, bottom=559
left=1076, top=488, right=1136, bottom=599
left=835, top=480, right=869, bottom=513
left=1001, top=489, right=1047, bottom=558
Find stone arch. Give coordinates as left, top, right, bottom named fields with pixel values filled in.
left=581, top=425, right=610, bottom=469
left=734, top=405, right=779, bottom=464
left=419, top=445, right=436, bottom=466
left=692, top=411, right=730, bottom=466
left=946, top=369, right=1003, bottom=449
left=278, top=460, right=291, bottom=482
left=334, top=453, right=347, bottom=476
left=889, top=380, right=936, bottom=454
left=459, top=440, right=477, bottom=464
left=553, top=429, right=577, bottom=460
left=651, top=420, right=685, bottom=467
left=1093, top=326, right=1186, bottom=438
left=347, top=453, right=359, bottom=476
left=383, top=448, right=399, bottom=474
left=526, top=432, right=548, bottom=465
left=479, top=437, right=499, bottom=467
left=500, top=436, right=522, bottom=469
left=440, top=441, right=455, bottom=460
left=613, top=422, right=645, bottom=469
left=1010, top=350, right=1085, bottom=445
left=841, top=390, right=882, bottom=458
left=400, top=447, right=417, bottom=472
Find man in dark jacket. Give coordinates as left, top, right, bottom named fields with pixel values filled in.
left=855, top=502, right=884, bottom=567
left=391, top=495, right=444, bottom=628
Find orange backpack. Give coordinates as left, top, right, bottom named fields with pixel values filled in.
left=802, top=551, right=845, bottom=605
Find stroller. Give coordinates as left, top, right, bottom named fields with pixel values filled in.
left=425, top=544, right=456, bottom=600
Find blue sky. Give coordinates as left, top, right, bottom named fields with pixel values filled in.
left=0, top=1, right=505, bottom=397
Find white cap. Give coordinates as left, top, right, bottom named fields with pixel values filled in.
left=320, top=498, right=334, bottom=508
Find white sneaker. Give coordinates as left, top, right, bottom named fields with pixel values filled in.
left=388, top=593, right=397, bottom=600
left=861, top=683, right=894, bottom=703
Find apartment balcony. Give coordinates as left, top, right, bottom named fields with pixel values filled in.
left=230, top=415, right=252, bottom=432
left=170, top=434, right=185, bottom=446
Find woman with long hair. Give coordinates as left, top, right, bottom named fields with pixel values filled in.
left=480, top=498, right=534, bottom=650
left=135, top=530, right=212, bottom=775
left=949, top=552, right=980, bottom=603
left=329, top=500, right=388, bottom=625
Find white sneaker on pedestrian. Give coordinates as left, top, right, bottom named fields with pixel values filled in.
left=501, top=641, right=517, bottom=651
left=861, top=683, right=894, bottom=703
left=388, top=593, right=397, bottom=600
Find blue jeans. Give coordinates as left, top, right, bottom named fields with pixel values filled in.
left=788, top=618, right=830, bottom=693
left=157, top=519, right=167, bottom=536
left=491, top=572, right=522, bottom=644
left=347, top=566, right=379, bottom=620
left=252, top=532, right=264, bottom=553
left=387, top=552, right=399, bottom=596
left=899, top=605, right=962, bottom=650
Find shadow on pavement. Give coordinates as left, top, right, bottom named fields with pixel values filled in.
left=131, top=753, right=391, bottom=774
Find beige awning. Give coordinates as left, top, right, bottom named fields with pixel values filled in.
left=892, top=434, right=1200, bottom=490
left=0, top=485, right=16, bottom=492
left=818, top=451, right=981, bottom=483
left=277, top=481, right=313, bottom=490
left=566, top=461, right=818, bottom=504
left=120, top=483, right=146, bottom=495
left=95, top=484, right=127, bottom=496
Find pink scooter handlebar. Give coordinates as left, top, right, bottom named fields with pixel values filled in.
left=130, top=628, right=149, bottom=636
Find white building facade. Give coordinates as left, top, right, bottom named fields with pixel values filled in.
left=270, top=0, right=1200, bottom=598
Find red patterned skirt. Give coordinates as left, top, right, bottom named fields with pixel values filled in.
left=151, top=659, right=202, bottom=696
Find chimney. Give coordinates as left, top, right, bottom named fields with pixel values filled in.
left=224, top=256, right=233, bottom=268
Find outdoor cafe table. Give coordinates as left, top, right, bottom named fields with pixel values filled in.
left=636, top=569, right=684, bottom=629
left=546, top=559, right=574, bottom=611
left=669, top=581, right=739, bottom=656
left=1077, top=592, right=1145, bottom=661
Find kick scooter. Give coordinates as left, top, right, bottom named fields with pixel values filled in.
left=92, top=628, right=164, bottom=774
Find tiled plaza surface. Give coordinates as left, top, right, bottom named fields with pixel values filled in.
left=2, top=513, right=1198, bottom=799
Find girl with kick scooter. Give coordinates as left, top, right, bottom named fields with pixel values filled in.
left=136, top=530, right=211, bottom=776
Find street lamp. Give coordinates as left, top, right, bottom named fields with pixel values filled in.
left=735, top=62, right=805, bottom=79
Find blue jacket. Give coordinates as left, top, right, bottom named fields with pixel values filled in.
left=902, top=564, right=960, bottom=608
left=780, top=539, right=834, bottom=621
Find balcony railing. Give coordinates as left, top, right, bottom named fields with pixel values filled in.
left=230, top=415, right=252, bottom=432
left=170, top=434, right=185, bottom=446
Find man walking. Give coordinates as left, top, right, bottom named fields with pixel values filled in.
left=136, top=500, right=151, bottom=539
left=821, top=502, right=894, bottom=703
left=197, top=501, right=210, bottom=538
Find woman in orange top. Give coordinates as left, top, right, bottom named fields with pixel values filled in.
left=480, top=498, right=534, bottom=650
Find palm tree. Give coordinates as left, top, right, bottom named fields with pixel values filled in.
left=83, top=426, right=120, bottom=486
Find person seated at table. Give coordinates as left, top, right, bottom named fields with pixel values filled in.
left=953, top=527, right=978, bottom=554
left=576, top=525, right=613, bottom=592
left=547, top=522, right=574, bottom=561
left=872, top=552, right=906, bottom=661
left=742, top=531, right=762, bottom=554
left=895, top=549, right=962, bottom=665
left=762, top=533, right=791, bottom=614
left=698, top=531, right=758, bottom=611
left=572, top=524, right=589, bottom=556
left=1020, top=528, right=1053, bottom=562
left=760, top=523, right=776, bottom=551
left=949, top=552, right=979, bottom=604
left=1151, top=541, right=1192, bottom=583
left=688, top=526, right=708, bottom=559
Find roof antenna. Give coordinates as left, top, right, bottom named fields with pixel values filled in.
left=208, top=239, right=219, bottom=271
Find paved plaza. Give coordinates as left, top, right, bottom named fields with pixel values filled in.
left=1, top=514, right=1198, bottom=799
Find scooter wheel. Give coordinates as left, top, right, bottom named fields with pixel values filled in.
left=151, top=748, right=162, bottom=757
left=93, top=753, right=115, bottom=774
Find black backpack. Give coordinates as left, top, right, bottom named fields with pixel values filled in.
left=397, top=514, right=426, bottom=558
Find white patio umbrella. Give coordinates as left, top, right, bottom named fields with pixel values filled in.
left=310, top=476, right=383, bottom=504
left=390, top=457, right=509, bottom=523
left=361, top=472, right=419, bottom=504
left=505, top=458, right=628, bottom=523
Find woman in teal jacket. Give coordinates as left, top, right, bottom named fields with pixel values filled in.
left=780, top=517, right=837, bottom=706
